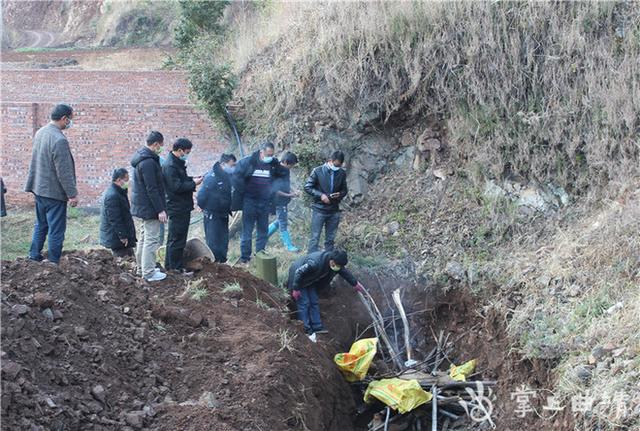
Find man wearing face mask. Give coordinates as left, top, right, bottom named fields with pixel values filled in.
left=197, top=153, right=237, bottom=263
left=304, top=150, right=348, bottom=253
left=162, top=138, right=203, bottom=273
left=287, top=249, right=365, bottom=336
left=131, top=130, right=168, bottom=282
left=231, top=142, right=282, bottom=264
left=100, top=168, right=137, bottom=257
left=25, top=104, right=78, bottom=265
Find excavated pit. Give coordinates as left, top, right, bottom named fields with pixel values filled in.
left=0, top=251, right=570, bottom=430
left=320, top=273, right=572, bottom=431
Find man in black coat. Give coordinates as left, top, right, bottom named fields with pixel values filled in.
left=287, top=249, right=364, bottom=335
left=231, top=142, right=282, bottom=264
left=304, top=150, right=348, bottom=253
left=1, top=177, right=6, bottom=217
left=162, top=138, right=203, bottom=272
left=197, top=153, right=237, bottom=263
left=100, top=168, right=137, bottom=257
left=131, top=130, right=168, bottom=282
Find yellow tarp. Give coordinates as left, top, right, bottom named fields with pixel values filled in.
left=364, top=378, right=433, bottom=414
left=449, top=359, right=477, bottom=382
left=334, top=338, right=378, bottom=382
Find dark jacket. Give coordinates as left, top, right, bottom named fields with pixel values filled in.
left=231, top=150, right=282, bottom=211
left=24, top=123, right=77, bottom=201
left=130, top=147, right=166, bottom=220
left=304, top=164, right=348, bottom=213
left=1, top=178, right=6, bottom=217
left=163, top=152, right=196, bottom=215
left=100, top=183, right=137, bottom=250
left=287, top=251, right=357, bottom=291
left=272, top=167, right=292, bottom=207
left=197, top=162, right=232, bottom=216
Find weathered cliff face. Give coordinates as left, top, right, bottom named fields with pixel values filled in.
left=1, top=0, right=176, bottom=49
left=1, top=0, right=101, bottom=48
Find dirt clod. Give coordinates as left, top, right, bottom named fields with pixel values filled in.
left=34, top=292, right=54, bottom=308
left=1, top=360, right=21, bottom=380
left=11, top=304, right=29, bottom=316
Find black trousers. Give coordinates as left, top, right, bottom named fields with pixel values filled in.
left=112, top=246, right=135, bottom=258
left=203, top=212, right=229, bottom=263
left=165, top=212, right=190, bottom=270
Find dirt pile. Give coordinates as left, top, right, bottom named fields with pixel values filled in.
left=0, top=250, right=356, bottom=430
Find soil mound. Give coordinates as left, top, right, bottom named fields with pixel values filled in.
left=1, top=250, right=355, bottom=430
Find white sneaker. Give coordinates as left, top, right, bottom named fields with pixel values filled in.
left=137, top=267, right=162, bottom=276
left=145, top=271, right=167, bottom=282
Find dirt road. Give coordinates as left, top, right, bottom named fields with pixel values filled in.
left=22, top=30, right=57, bottom=48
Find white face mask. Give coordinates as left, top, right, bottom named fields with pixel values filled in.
left=328, top=162, right=340, bottom=171
left=66, top=119, right=73, bottom=129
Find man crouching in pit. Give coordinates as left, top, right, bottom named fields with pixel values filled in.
left=287, top=249, right=364, bottom=339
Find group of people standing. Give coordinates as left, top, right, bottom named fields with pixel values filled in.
left=23, top=104, right=353, bottom=276
left=24, top=104, right=364, bottom=338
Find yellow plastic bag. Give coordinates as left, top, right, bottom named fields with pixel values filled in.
left=334, top=338, right=378, bottom=382
left=364, top=378, right=433, bottom=414
left=449, top=359, right=477, bottom=382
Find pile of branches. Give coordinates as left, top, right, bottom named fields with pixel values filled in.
left=357, top=287, right=495, bottom=431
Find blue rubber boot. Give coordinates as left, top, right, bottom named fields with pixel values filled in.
left=281, top=231, right=299, bottom=252
left=267, top=221, right=279, bottom=238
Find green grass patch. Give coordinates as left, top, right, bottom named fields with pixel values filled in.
left=221, top=281, right=242, bottom=294
left=0, top=209, right=101, bottom=261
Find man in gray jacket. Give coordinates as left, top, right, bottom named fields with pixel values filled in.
left=25, top=104, right=78, bottom=264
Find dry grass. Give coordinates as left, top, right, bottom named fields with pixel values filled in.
left=504, top=184, right=640, bottom=429
left=225, top=1, right=639, bottom=192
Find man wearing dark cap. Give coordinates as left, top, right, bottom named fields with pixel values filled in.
left=287, top=249, right=364, bottom=336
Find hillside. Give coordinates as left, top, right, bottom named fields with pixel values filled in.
left=198, top=2, right=639, bottom=429
left=1, top=1, right=639, bottom=430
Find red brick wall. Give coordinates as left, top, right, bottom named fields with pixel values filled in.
left=1, top=70, right=228, bottom=207
left=2, top=70, right=193, bottom=104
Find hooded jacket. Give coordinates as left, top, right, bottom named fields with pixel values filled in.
left=162, top=152, right=196, bottom=216
left=197, top=161, right=232, bottom=216
left=130, top=146, right=166, bottom=220
left=230, top=150, right=282, bottom=211
left=287, top=251, right=357, bottom=291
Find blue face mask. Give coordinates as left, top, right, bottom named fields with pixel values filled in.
left=329, top=163, right=340, bottom=171
left=223, top=165, right=236, bottom=174
left=262, top=156, right=273, bottom=164
left=180, top=153, right=189, bottom=161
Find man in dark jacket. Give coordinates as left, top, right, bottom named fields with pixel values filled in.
left=25, top=104, right=78, bottom=265
left=232, top=142, right=282, bottom=264
left=304, top=150, right=348, bottom=253
left=100, top=168, right=136, bottom=257
left=1, top=178, right=6, bottom=217
left=268, top=151, right=300, bottom=252
left=197, top=153, right=236, bottom=263
left=287, top=249, right=364, bottom=335
left=162, top=138, right=203, bottom=272
left=131, top=130, right=168, bottom=282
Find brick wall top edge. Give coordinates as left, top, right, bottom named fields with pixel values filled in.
left=1, top=101, right=198, bottom=108
left=0, top=69, right=188, bottom=76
